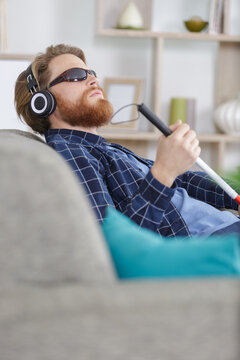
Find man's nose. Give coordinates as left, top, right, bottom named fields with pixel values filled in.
left=87, top=74, right=99, bottom=87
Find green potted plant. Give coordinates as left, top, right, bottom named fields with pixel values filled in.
left=223, top=166, right=240, bottom=193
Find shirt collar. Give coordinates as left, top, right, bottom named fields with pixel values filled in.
left=45, top=128, right=107, bottom=145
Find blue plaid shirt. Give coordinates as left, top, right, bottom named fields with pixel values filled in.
left=45, top=129, right=238, bottom=238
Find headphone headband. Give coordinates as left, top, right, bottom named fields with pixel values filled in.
left=26, top=65, right=38, bottom=94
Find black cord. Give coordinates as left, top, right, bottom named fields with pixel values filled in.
left=110, top=103, right=140, bottom=124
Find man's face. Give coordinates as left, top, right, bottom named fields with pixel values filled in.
left=47, top=53, right=113, bottom=128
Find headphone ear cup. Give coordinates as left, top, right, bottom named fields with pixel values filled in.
left=30, top=90, right=56, bottom=118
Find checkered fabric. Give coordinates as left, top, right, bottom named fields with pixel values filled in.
left=45, top=129, right=238, bottom=238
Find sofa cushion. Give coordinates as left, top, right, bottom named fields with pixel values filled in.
left=102, top=207, right=240, bottom=279
left=0, top=130, right=115, bottom=286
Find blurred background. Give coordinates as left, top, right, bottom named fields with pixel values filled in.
left=0, top=0, right=240, bottom=175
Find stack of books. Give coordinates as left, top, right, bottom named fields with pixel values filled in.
left=208, top=0, right=229, bottom=34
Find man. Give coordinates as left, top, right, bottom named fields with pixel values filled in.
left=15, top=44, right=240, bottom=238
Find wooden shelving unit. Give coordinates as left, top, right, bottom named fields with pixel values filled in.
left=198, top=134, right=240, bottom=173
left=97, top=0, right=240, bottom=171
left=101, top=132, right=240, bottom=172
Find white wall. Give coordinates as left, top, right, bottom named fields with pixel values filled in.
left=2, top=0, right=153, bottom=131
left=1, top=0, right=240, bottom=169
left=0, top=59, right=30, bottom=131
left=5, top=0, right=153, bottom=88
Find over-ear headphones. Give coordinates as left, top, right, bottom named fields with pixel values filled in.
left=26, top=65, right=56, bottom=117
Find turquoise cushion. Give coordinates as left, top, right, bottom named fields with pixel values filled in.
left=102, top=207, right=240, bottom=279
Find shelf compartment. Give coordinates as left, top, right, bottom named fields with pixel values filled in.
left=98, top=0, right=152, bottom=33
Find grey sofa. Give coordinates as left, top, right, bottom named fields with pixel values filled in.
left=0, top=129, right=239, bottom=360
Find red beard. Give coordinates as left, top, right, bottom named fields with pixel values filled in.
left=55, top=87, right=113, bottom=128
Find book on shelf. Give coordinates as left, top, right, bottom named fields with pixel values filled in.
left=208, top=0, right=229, bottom=34
left=169, top=98, right=196, bottom=130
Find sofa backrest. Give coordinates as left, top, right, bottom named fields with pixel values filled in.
left=0, top=130, right=115, bottom=287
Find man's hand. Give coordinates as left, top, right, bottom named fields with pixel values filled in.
left=151, top=120, right=201, bottom=187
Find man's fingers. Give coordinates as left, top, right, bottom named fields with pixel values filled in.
left=169, top=120, right=182, bottom=132
left=191, top=138, right=200, bottom=149
left=185, top=129, right=197, bottom=143
left=172, top=123, right=190, bottom=137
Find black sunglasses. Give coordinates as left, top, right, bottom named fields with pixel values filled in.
left=49, top=67, right=97, bottom=88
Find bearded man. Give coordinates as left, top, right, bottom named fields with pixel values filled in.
left=14, top=44, right=240, bottom=238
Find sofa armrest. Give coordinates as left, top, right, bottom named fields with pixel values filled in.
left=1, top=279, right=239, bottom=360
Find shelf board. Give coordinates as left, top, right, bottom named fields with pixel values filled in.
left=162, top=32, right=240, bottom=42
left=0, top=53, right=34, bottom=60
left=100, top=131, right=240, bottom=143
left=99, top=131, right=159, bottom=140
left=98, top=29, right=240, bottom=42
left=198, top=134, right=240, bottom=142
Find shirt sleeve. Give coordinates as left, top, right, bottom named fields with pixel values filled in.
left=116, top=170, right=176, bottom=231
left=73, top=151, right=176, bottom=227
left=49, top=139, right=238, bottom=231
left=175, top=171, right=239, bottom=211
left=51, top=141, right=178, bottom=228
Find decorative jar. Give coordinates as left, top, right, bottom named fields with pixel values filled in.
left=214, top=94, right=240, bottom=135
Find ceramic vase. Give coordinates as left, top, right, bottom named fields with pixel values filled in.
left=214, top=94, right=240, bottom=135
left=117, top=2, right=143, bottom=29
